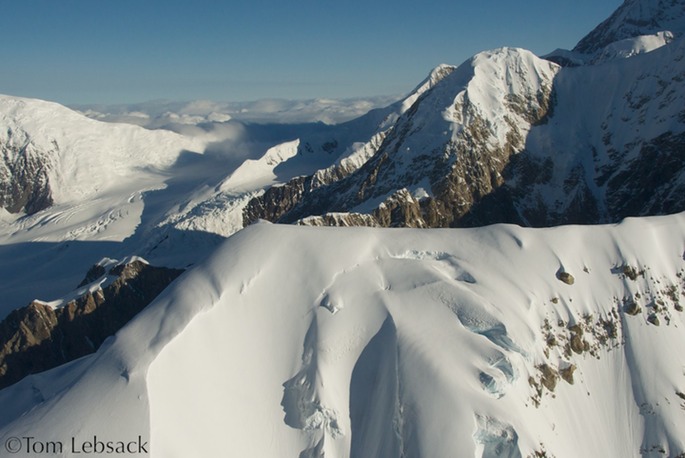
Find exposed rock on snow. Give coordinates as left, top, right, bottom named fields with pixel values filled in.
left=0, top=259, right=183, bottom=389
left=556, top=271, right=575, bottom=285
left=0, top=130, right=54, bottom=214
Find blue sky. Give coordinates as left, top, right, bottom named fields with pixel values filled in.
left=0, top=1, right=621, bottom=105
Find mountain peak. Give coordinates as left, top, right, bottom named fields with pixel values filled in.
left=574, top=0, right=685, bottom=54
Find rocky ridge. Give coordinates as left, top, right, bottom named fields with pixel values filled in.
left=0, top=259, right=183, bottom=389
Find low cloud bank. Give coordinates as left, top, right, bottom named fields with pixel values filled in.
left=74, top=95, right=398, bottom=128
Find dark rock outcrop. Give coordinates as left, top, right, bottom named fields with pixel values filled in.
left=606, top=131, right=685, bottom=220
left=0, top=135, right=54, bottom=214
left=0, top=260, right=183, bottom=389
left=243, top=176, right=311, bottom=227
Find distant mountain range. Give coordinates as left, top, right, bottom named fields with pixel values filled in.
left=1, top=1, right=685, bottom=456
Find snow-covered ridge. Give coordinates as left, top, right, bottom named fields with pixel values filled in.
left=396, top=63, right=457, bottom=118
left=37, top=256, right=149, bottom=309
left=220, top=139, right=300, bottom=191
left=449, top=47, right=559, bottom=144
left=1, top=214, right=684, bottom=457
left=590, top=30, right=675, bottom=63
left=381, top=46, right=558, bottom=167
left=542, top=0, right=685, bottom=67
left=255, top=47, right=562, bottom=227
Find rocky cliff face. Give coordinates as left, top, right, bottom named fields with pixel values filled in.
left=0, top=129, right=54, bottom=214
left=243, top=176, right=311, bottom=226
left=0, top=260, right=183, bottom=389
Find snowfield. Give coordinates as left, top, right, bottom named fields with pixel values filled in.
left=2, top=214, right=685, bottom=457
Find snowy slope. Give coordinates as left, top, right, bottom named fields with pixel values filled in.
left=1, top=215, right=685, bottom=457
left=545, top=0, right=685, bottom=66
left=0, top=96, right=216, bottom=316
left=589, top=30, right=675, bottom=64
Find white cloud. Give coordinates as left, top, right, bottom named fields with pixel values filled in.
left=74, top=95, right=399, bottom=130
left=207, top=112, right=232, bottom=123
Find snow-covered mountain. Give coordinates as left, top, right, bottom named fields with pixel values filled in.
left=1, top=0, right=685, bottom=456
left=5, top=0, right=683, bottom=260
left=0, top=95, right=206, bottom=215
left=246, top=47, right=559, bottom=228
left=2, top=215, right=685, bottom=457
left=240, top=0, right=685, bottom=229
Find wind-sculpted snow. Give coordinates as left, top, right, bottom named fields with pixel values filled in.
left=1, top=215, right=685, bottom=457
